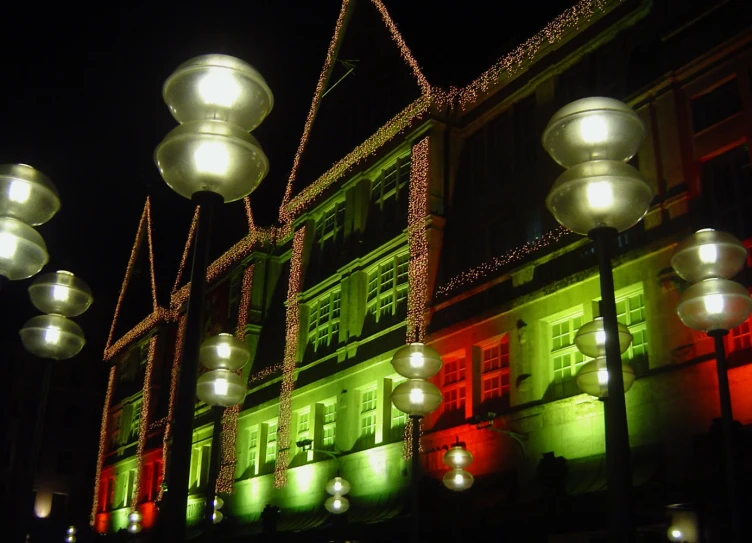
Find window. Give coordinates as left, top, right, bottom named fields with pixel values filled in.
left=371, top=155, right=411, bottom=205
left=130, top=399, right=142, bottom=441
left=124, top=469, right=135, bottom=507
left=141, top=461, right=161, bottom=502
left=367, top=253, right=409, bottom=321
left=731, top=318, right=752, bottom=352
left=700, top=144, right=752, bottom=239
left=442, top=354, right=467, bottom=415
left=105, top=477, right=115, bottom=510
left=359, top=388, right=377, bottom=445
left=246, top=426, right=259, bottom=476
left=308, top=290, right=341, bottom=351
left=316, top=200, right=346, bottom=245
left=190, top=444, right=211, bottom=491
left=551, top=312, right=585, bottom=386
left=691, top=78, right=742, bottom=133
left=296, top=409, right=311, bottom=461
left=110, top=410, right=122, bottom=447
left=389, top=377, right=407, bottom=440
left=321, top=400, right=337, bottom=450
left=615, top=288, right=648, bottom=364
left=265, top=421, right=278, bottom=466
left=481, top=338, right=510, bottom=403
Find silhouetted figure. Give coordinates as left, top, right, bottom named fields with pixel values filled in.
left=261, top=503, right=280, bottom=539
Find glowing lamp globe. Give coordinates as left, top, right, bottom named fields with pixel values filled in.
left=20, top=314, right=85, bottom=360
left=325, top=476, right=351, bottom=496
left=155, top=120, right=269, bottom=203
left=443, top=445, right=474, bottom=470
left=196, top=368, right=246, bottom=407
left=574, top=317, right=632, bottom=358
left=0, top=164, right=60, bottom=226
left=200, top=333, right=250, bottom=371
left=671, top=229, right=747, bottom=283
left=676, top=278, right=752, bottom=333
left=542, top=97, right=645, bottom=168
left=576, top=357, right=635, bottom=398
left=325, top=495, right=350, bottom=514
left=391, top=379, right=442, bottom=417
left=163, top=54, right=274, bottom=131
left=443, top=469, right=474, bottom=492
left=65, top=536, right=76, bottom=543
left=0, top=216, right=48, bottom=280
left=127, top=522, right=142, bottom=534
left=546, top=160, right=653, bottom=235
left=28, top=271, right=93, bottom=317
left=212, top=510, right=224, bottom=524
left=67, top=526, right=77, bottom=535
left=391, top=342, right=443, bottom=379
left=128, top=511, right=143, bottom=524
left=667, top=527, right=683, bottom=542
left=213, top=496, right=224, bottom=510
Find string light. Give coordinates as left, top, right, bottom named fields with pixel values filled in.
left=172, top=207, right=199, bottom=296
left=402, top=417, right=424, bottom=460
left=274, top=227, right=306, bottom=488
left=248, top=363, right=284, bottom=385
left=90, top=366, right=116, bottom=525
left=104, top=309, right=168, bottom=361
left=406, top=138, right=430, bottom=343
left=435, top=225, right=571, bottom=298
left=131, top=336, right=158, bottom=509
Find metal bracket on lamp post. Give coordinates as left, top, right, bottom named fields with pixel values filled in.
left=295, top=439, right=343, bottom=467
left=472, top=412, right=527, bottom=458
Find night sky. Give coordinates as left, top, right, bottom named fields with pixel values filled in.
left=0, top=0, right=575, bottom=361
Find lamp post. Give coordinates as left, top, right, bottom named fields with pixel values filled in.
left=18, top=271, right=92, bottom=542
left=154, top=54, right=272, bottom=541
left=670, top=229, right=752, bottom=543
left=0, top=164, right=60, bottom=288
left=195, top=333, right=250, bottom=542
left=442, top=442, right=474, bottom=492
left=542, top=97, right=654, bottom=542
left=390, top=343, right=443, bottom=543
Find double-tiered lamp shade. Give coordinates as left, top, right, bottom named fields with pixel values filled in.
left=391, top=342, right=443, bottom=379
left=20, top=314, right=86, bottom=360
left=542, top=97, right=653, bottom=236
left=574, top=318, right=635, bottom=398
left=155, top=54, right=273, bottom=202
left=0, top=216, right=48, bottom=280
left=671, top=229, right=747, bottom=283
left=325, top=476, right=351, bottom=514
left=391, top=379, right=442, bottom=417
left=325, top=476, right=351, bottom=496
left=442, top=444, right=474, bottom=492
left=28, top=271, right=93, bottom=317
left=213, top=496, right=224, bottom=524
left=0, top=163, right=60, bottom=226
left=196, top=333, right=251, bottom=407
left=66, top=526, right=77, bottom=543
left=127, top=511, right=143, bottom=534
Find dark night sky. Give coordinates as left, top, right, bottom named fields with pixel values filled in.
left=0, top=0, right=576, bottom=359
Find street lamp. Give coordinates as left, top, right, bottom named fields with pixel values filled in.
left=128, top=511, right=143, bottom=534
left=543, top=97, right=653, bottom=542
left=390, top=343, right=443, bottom=543
left=196, top=333, right=250, bottom=542
left=154, top=54, right=272, bottom=542
left=574, top=318, right=635, bottom=398
left=325, top=476, right=351, bottom=514
left=671, top=229, right=752, bottom=543
left=442, top=443, right=474, bottom=492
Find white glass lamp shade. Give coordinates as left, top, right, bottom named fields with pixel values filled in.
left=443, top=445, right=474, bottom=470
left=546, top=160, right=653, bottom=235
left=576, top=357, right=635, bottom=398
left=0, top=216, right=48, bottom=280
left=196, top=369, right=246, bottom=407
left=574, top=317, right=632, bottom=358
left=163, top=54, right=274, bottom=131
left=212, top=510, right=224, bottom=524
left=0, top=164, right=60, bottom=226
left=325, top=476, right=351, bottom=496
left=667, top=526, right=684, bottom=542
left=20, top=314, right=85, bottom=360
left=391, top=379, right=442, bottom=417
left=199, top=333, right=250, bottom=370
left=676, top=278, right=752, bottom=333
left=127, top=522, right=142, bottom=534
left=128, top=511, right=143, bottom=524
left=391, top=342, right=443, bottom=379
left=542, top=97, right=645, bottom=168
left=671, top=229, right=748, bottom=283
left=67, top=527, right=77, bottom=535
left=325, top=495, right=350, bottom=514
left=155, top=120, right=269, bottom=203
left=28, top=271, right=93, bottom=317
left=66, top=536, right=76, bottom=543
left=443, top=469, right=474, bottom=492
left=214, top=496, right=224, bottom=510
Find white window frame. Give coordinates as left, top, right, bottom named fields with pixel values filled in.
left=366, top=252, right=409, bottom=321
left=308, top=289, right=341, bottom=351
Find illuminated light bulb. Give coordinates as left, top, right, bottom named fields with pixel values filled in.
left=8, top=180, right=31, bottom=203
left=698, top=244, right=717, bottom=264
left=333, top=498, right=342, bottom=510
left=453, top=453, right=463, bottom=465
left=0, top=232, right=18, bottom=259
left=216, top=342, right=231, bottom=360
left=409, top=387, right=424, bottom=405
left=53, top=284, right=69, bottom=301
left=704, top=294, right=724, bottom=315
left=597, top=369, right=609, bottom=385
left=333, top=481, right=342, bottom=492
left=671, top=529, right=682, bottom=540
left=45, top=326, right=61, bottom=345
left=409, top=351, right=424, bottom=368
left=579, top=114, right=608, bottom=144
left=198, top=69, right=242, bottom=109
left=586, top=181, right=614, bottom=210
left=213, top=379, right=229, bottom=397
left=595, top=330, right=606, bottom=348
left=193, top=141, right=230, bottom=176
left=453, top=473, right=464, bottom=485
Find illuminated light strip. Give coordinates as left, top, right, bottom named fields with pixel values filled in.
left=243, top=196, right=258, bottom=236
left=106, top=198, right=159, bottom=351
left=158, top=314, right=187, bottom=502
left=406, top=137, right=430, bottom=343
left=90, top=366, right=116, bottom=525
left=435, top=225, right=571, bottom=298
left=402, top=417, right=424, bottom=460
left=215, top=264, right=256, bottom=495
left=248, top=363, right=284, bottom=385
left=280, top=0, right=352, bottom=217
left=283, top=96, right=430, bottom=221
left=131, top=335, right=158, bottom=509
left=446, top=0, right=612, bottom=110
left=274, top=227, right=306, bottom=488
left=104, top=308, right=169, bottom=361
left=172, top=207, right=199, bottom=296
left=149, top=418, right=167, bottom=431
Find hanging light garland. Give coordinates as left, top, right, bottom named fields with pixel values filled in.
left=274, top=227, right=306, bottom=488
left=406, top=137, right=430, bottom=343
left=90, top=366, right=116, bottom=525
left=172, top=207, right=199, bottom=296
left=104, top=309, right=168, bottom=361
left=131, top=336, right=158, bottom=509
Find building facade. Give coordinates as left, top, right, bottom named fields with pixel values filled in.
left=91, top=0, right=752, bottom=541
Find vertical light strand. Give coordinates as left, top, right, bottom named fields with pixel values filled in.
left=172, top=207, right=199, bottom=296
left=158, top=314, right=187, bottom=502
left=406, top=137, right=430, bottom=343
left=243, top=197, right=258, bottom=240
left=402, top=417, right=424, bottom=460
left=274, top=227, right=306, bottom=488
left=90, top=366, right=116, bottom=525
left=131, top=335, right=158, bottom=509
left=145, top=199, right=159, bottom=312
